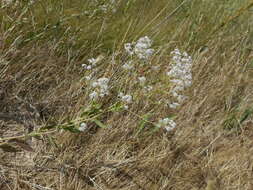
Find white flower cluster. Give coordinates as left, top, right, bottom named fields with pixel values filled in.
left=157, top=118, right=176, bottom=132
left=82, top=56, right=103, bottom=70
left=78, top=123, right=87, bottom=132
left=136, top=76, right=153, bottom=92
left=89, top=77, right=110, bottom=100
left=85, top=74, right=92, bottom=81
left=167, top=49, right=192, bottom=108
left=138, top=76, right=146, bottom=86
left=122, top=61, right=134, bottom=70
left=118, top=93, right=132, bottom=109
left=124, top=36, right=154, bottom=60
left=144, top=85, right=153, bottom=92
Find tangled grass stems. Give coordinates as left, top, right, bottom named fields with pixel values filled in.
left=0, top=0, right=253, bottom=189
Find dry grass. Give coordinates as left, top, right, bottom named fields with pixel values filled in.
left=1, top=0, right=253, bottom=189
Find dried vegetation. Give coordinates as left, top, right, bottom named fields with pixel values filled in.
left=1, top=0, right=253, bottom=189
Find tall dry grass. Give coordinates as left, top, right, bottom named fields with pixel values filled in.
left=0, top=0, right=253, bottom=189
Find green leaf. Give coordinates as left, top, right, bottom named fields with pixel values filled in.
left=110, top=102, right=124, bottom=112
left=81, top=103, right=102, bottom=117
left=93, top=119, right=107, bottom=129
left=60, top=125, right=80, bottom=133
left=135, top=114, right=151, bottom=136
left=223, top=115, right=239, bottom=130
left=240, top=108, right=253, bottom=124
left=9, top=139, right=34, bottom=152
left=0, top=142, right=20, bottom=152
left=223, top=107, right=253, bottom=131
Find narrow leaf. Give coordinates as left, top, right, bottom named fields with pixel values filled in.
left=0, top=142, right=20, bottom=152
left=9, top=139, right=34, bottom=152
left=93, top=119, right=107, bottom=128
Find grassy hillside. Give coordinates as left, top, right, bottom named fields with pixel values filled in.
left=0, top=0, right=253, bottom=189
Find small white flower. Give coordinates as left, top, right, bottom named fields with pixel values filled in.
left=171, top=48, right=180, bottom=55
left=84, top=56, right=103, bottom=70
left=176, top=94, right=187, bottom=102
left=82, top=64, right=87, bottom=68
left=97, top=77, right=109, bottom=85
left=88, top=55, right=103, bottom=65
left=82, top=64, right=92, bottom=70
left=92, top=81, right=98, bottom=87
left=144, top=85, right=153, bottom=92
left=122, top=61, right=134, bottom=70
left=121, top=94, right=132, bottom=104
left=157, top=118, right=176, bottom=132
left=169, top=102, right=180, bottom=109
left=124, top=36, right=154, bottom=60
left=124, top=43, right=134, bottom=55
left=183, top=52, right=188, bottom=57
left=90, top=77, right=110, bottom=99
left=138, top=76, right=146, bottom=85
left=164, top=121, right=176, bottom=132
left=79, top=123, right=87, bottom=132
left=145, top=48, right=155, bottom=57
left=87, top=58, right=96, bottom=64
left=119, top=93, right=132, bottom=109
left=85, top=75, right=92, bottom=80
left=89, top=91, right=98, bottom=100
left=86, top=65, right=92, bottom=70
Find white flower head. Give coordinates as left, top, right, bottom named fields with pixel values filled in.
left=134, top=36, right=154, bottom=60
left=124, top=36, right=154, bottom=60
left=88, top=55, right=103, bottom=65
left=144, top=85, right=153, bottom=92
left=118, top=92, right=124, bottom=97
left=86, top=65, right=92, bottom=70
left=119, top=92, right=132, bottom=109
left=79, top=123, right=87, bottom=132
left=164, top=121, right=176, bottom=132
left=176, top=94, right=187, bottom=103
left=124, top=43, right=134, bottom=56
left=169, top=102, right=180, bottom=109
left=89, top=91, right=98, bottom=100
left=157, top=118, right=176, bottom=132
left=136, top=36, right=152, bottom=48
left=85, top=75, right=92, bottom=80
left=90, top=77, right=110, bottom=99
left=92, top=81, right=98, bottom=87
left=167, top=48, right=192, bottom=108
left=138, top=76, right=146, bottom=85
left=82, top=63, right=92, bottom=70
left=87, top=58, right=96, bottom=64
left=97, top=77, right=109, bottom=86
left=122, top=61, right=134, bottom=70
left=121, top=94, right=132, bottom=104
left=82, top=64, right=88, bottom=68
left=83, top=56, right=103, bottom=70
